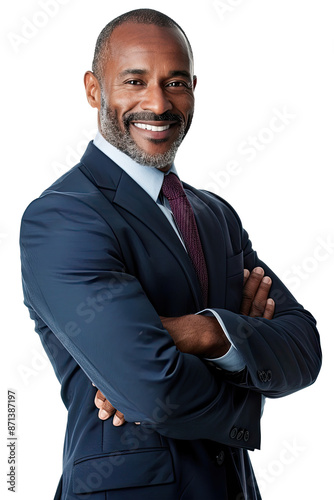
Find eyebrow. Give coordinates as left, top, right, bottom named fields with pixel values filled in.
left=119, top=69, right=147, bottom=77
left=119, top=69, right=192, bottom=79
left=169, top=70, right=192, bottom=79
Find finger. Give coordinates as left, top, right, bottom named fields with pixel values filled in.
left=262, top=298, right=275, bottom=320
left=240, top=267, right=265, bottom=315
left=249, top=276, right=272, bottom=317
left=95, top=390, right=117, bottom=421
left=243, top=268, right=250, bottom=285
left=113, top=410, right=126, bottom=427
left=100, top=398, right=117, bottom=415
left=94, top=390, right=106, bottom=409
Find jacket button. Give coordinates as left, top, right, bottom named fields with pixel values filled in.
left=236, top=429, right=244, bottom=440
left=258, top=370, right=272, bottom=383
left=230, top=427, right=238, bottom=439
left=244, top=430, right=250, bottom=442
left=216, top=451, right=225, bottom=466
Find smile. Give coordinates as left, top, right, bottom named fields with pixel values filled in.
left=133, top=123, right=171, bottom=132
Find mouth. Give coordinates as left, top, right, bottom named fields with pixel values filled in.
left=130, top=121, right=180, bottom=141
left=133, top=122, right=171, bottom=132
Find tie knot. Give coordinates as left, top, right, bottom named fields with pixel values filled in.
left=161, top=173, right=186, bottom=201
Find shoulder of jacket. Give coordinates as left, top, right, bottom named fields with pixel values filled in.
left=21, top=163, right=106, bottom=222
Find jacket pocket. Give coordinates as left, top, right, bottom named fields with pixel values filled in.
left=72, top=447, right=174, bottom=494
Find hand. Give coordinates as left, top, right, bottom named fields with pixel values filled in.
left=94, top=388, right=126, bottom=426
left=240, top=267, right=275, bottom=319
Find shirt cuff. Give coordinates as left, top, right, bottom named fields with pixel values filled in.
left=196, top=308, right=246, bottom=372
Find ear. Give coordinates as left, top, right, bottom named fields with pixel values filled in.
left=84, top=71, right=101, bottom=109
left=193, top=75, right=197, bottom=91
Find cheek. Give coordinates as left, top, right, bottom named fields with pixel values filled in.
left=173, top=94, right=195, bottom=119
left=108, top=90, right=141, bottom=115
left=105, top=96, right=135, bottom=131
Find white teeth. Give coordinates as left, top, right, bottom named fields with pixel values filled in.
left=133, top=123, right=170, bottom=132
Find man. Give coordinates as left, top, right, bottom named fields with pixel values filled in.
left=20, top=8, right=321, bottom=500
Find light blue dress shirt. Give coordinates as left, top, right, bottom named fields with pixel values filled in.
left=93, top=132, right=245, bottom=372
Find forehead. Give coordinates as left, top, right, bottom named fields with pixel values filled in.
left=104, top=22, right=193, bottom=75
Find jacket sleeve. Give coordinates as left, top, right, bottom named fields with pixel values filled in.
left=212, top=213, right=322, bottom=398
left=20, top=191, right=262, bottom=449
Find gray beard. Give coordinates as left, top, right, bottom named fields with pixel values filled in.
left=99, top=96, right=187, bottom=169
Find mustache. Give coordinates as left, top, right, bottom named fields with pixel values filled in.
left=123, top=112, right=183, bottom=128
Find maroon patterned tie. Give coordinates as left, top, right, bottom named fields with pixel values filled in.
left=162, top=173, right=208, bottom=305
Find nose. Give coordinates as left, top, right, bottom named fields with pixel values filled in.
left=140, top=84, right=173, bottom=115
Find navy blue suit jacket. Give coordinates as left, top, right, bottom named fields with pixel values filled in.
left=20, top=142, right=321, bottom=499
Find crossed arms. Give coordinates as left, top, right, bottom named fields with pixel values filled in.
left=96, top=267, right=276, bottom=424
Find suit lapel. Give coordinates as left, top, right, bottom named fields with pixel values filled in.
left=79, top=142, right=204, bottom=310
left=112, top=174, right=204, bottom=310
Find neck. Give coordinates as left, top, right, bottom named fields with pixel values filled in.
left=157, top=165, right=172, bottom=173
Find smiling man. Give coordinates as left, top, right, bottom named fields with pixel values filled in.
left=20, top=8, right=321, bottom=500
left=86, top=17, right=195, bottom=170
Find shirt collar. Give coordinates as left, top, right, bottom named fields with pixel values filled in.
left=93, top=132, right=178, bottom=202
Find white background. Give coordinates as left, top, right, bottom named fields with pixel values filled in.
left=1, top=0, right=333, bottom=498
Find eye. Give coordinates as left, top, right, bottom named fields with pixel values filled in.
left=166, top=81, right=193, bottom=92
left=167, top=81, right=188, bottom=88
left=125, top=80, right=143, bottom=86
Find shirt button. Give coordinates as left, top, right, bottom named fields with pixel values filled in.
left=216, top=451, right=225, bottom=466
